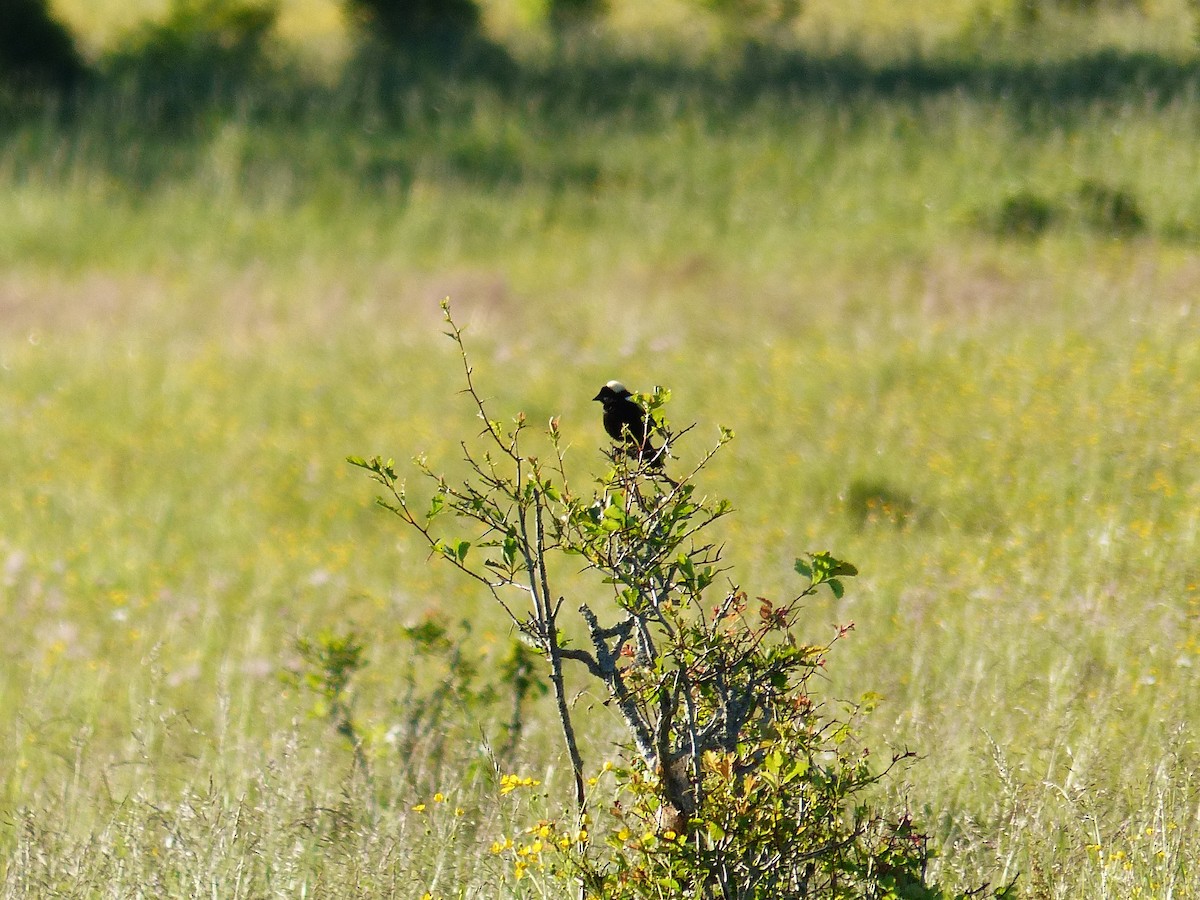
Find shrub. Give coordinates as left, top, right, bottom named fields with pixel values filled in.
left=990, top=191, right=1059, bottom=239
left=0, top=0, right=86, bottom=89
left=1076, top=179, right=1146, bottom=236
left=343, top=0, right=482, bottom=50
left=348, top=301, right=1011, bottom=898
left=982, top=181, right=1149, bottom=241
left=106, top=0, right=278, bottom=92
left=844, top=478, right=919, bottom=529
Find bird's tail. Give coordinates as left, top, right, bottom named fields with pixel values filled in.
left=628, top=440, right=678, bottom=487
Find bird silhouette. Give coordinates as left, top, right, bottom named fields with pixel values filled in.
left=592, top=381, right=669, bottom=470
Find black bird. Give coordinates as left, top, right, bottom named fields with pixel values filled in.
left=592, top=380, right=665, bottom=465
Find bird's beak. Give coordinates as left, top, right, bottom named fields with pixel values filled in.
left=592, top=391, right=604, bottom=402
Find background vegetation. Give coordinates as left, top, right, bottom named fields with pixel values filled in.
left=2, top=0, right=1200, bottom=896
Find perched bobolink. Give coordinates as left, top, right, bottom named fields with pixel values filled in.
left=592, top=380, right=668, bottom=469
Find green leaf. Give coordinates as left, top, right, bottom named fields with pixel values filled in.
left=601, top=501, right=628, bottom=532
left=786, top=756, right=810, bottom=783
left=678, top=555, right=695, bottom=580
left=829, top=578, right=844, bottom=599
left=764, top=749, right=784, bottom=774
left=859, top=690, right=883, bottom=713
left=803, top=551, right=859, bottom=587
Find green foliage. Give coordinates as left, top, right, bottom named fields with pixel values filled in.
left=548, top=0, right=608, bottom=32
left=288, top=613, right=547, bottom=794
left=1015, top=0, right=1149, bottom=26
left=700, top=0, right=804, bottom=31
left=844, top=480, right=919, bottom=529
left=982, top=179, right=1150, bottom=240
left=0, top=0, right=86, bottom=88
left=296, top=629, right=366, bottom=706
left=343, top=0, right=482, bottom=50
left=105, top=0, right=278, bottom=94
left=989, top=191, right=1059, bottom=239
left=386, top=615, right=513, bottom=776
left=1076, top=178, right=1146, bottom=235
left=292, top=629, right=371, bottom=778
left=352, top=301, right=973, bottom=898
left=548, top=748, right=957, bottom=900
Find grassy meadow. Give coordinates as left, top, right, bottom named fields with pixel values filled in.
left=4, top=0, right=1200, bottom=895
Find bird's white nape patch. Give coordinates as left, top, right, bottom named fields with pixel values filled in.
left=606, top=380, right=627, bottom=393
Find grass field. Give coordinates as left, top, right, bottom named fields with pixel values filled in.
left=4, top=0, right=1200, bottom=896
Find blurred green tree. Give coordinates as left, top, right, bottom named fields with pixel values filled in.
left=343, top=0, right=482, bottom=48
left=110, top=0, right=278, bottom=71
left=1016, top=0, right=1148, bottom=24
left=548, top=0, right=607, bottom=33
left=0, top=0, right=86, bottom=88
left=104, top=0, right=278, bottom=110
left=701, top=0, right=804, bottom=40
